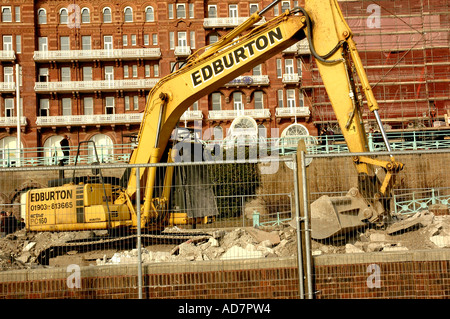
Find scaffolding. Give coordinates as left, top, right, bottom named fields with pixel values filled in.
left=305, top=0, right=450, bottom=131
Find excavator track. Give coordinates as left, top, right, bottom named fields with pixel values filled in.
left=36, top=231, right=212, bottom=265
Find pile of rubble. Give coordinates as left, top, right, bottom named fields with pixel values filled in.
left=0, top=209, right=449, bottom=270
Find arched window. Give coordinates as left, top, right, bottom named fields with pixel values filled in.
left=89, top=134, right=114, bottom=163
left=124, top=7, right=133, bottom=22
left=81, top=8, right=90, bottom=23
left=0, top=136, right=23, bottom=167
left=43, top=135, right=65, bottom=165
left=145, top=6, right=154, bottom=22
left=59, top=8, right=68, bottom=24
left=103, top=7, right=112, bottom=23
left=37, top=8, right=47, bottom=24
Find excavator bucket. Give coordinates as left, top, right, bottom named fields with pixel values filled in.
left=310, top=188, right=377, bottom=240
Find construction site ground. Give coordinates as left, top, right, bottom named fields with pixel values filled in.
left=0, top=207, right=449, bottom=272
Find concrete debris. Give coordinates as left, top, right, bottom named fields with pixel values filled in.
left=0, top=208, right=449, bottom=269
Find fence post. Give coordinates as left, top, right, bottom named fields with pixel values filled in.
left=296, top=140, right=314, bottom=299
left=136, top=166, right=143, bottom=299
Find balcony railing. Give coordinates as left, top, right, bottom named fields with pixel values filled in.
left=275, top=107, right=310, bottom=117
left=282, top=39, right=310, bottom=55
left=180, top=110, right=203, bottom=121
left=0, top=50, right=16, bottom=61
left=34, top=79, right=159, bottom=93
left=33, top=48, right=162, bottom=62
left=282, top=73, right=300, bottom=84
left=0, top=82, right=15, bottom=92
left=36, top=113, right=144, bottom=127
left=203, top=16, right=266, bottom=28
left=174, top=46, right=192, bottom=57
left=225, top=75, right=270, bottom=87
left=208, top=109, right=270, bottom=120
left=0, top=116, right=27, bottom=127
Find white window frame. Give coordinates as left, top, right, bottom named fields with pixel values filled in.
left=133, top=96, right=138, bottom=110
left=104, top=35, right=113, bottom=50
left=3, top=66, right=13, bottom=83
left=39, top=99, right=50, bottom=116
left=2, top=35, right=13, bottom=51
left=39, top=68, right=49, bottom=82
left=285, top=59, right=294, bottom=74
left=2, top=6, right=12, bottom=23
left=131, top=34, right=136, bottom=46
left=59, top=8, right=68, bottom=24
left=190, top=31, right=195, bottom=49
left=132, top=65, right=137, bottom=78
left=83, top=66, right=92, bottom=81
left=84, top=97, right=93, bottom=115
left=233, top=92, right=243, bottom=112
left=153, top=64, right=159, bottom=77
left=152, top=34, right=158, bottom=45
left=124, top=6, right=133, bottom=22
left=145, top=65, right=150, bottom=77
left=176, top=4, right=186, bottom=19
left=62, top=98, right=72, bottom=116
left=103, top=7, right=112, bottom=23
left=168, top=4, right=174, bottom=19
left=4, top=98, right=14, bottom=117
left=122, top=35, right=128, bottom=46
left=254, top=91, right=264, bottom=109
left=14, top=6, right=20, bottom=22
left=277, top=90, right=284, bottom=108
left=189, top=3, right=194, bottom=18
left=124, top=96, right=130, bottom=110
left=287, top=89, right=296, bottom=108
left=81, top=36, right=91, bottom=50
left=250, top=3, right=259, bottom=15
left=105, top=96, right=115, bottom=114
left=37, top=8, right=46, bottom=24
left=208, top=5, right=217, bottom=18
left=145, top=6, right=154, bottom=22
left=177, top=31, right=187, bottom=47
left=123, top=65, right=129, bottom=78
left=61, top=67, right=71, bottom=82
left=60, top=36, right=70, bottom=50
left=169, top=32, right=174, bottom=50
left=211, top=92, right=221, bottom=111
left=15, top=35, right=21, bottom=53
left=81, top=7, right=90, bottom=23
left=38, top=37, right=48, bottom=51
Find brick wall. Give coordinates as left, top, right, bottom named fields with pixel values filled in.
left=0, top=252, right=449, bottom=299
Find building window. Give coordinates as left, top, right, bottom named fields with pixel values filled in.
left=250, top=3, right=259, bottom=15
left=37, top=8, right=46, bottom=24
left=233, top=92, right=243, bottom=112
left=287, top=89, right=296, bottom=108
left=281, top=1, right=290, bottom=12
left=145, top=6, right=154, bottom=21
left=132, top=65, right=137, bottom=78
left=105, top=97, right=115, bottom=114
left=208, top=5, right=217, bottom=18
left=253, top=64, right=262, bottom=76
left=39, top=99, right=49, bottom=116
left=104, top=35, right=113, bottom=50
left=177, top=31, right=187, bottom=47
left=38, top=68, right=49, bottom=82
left=59, top=8, right=68, bottom=24
left=124, top=7, right=133, bottom=22
left=83, top=67, right=92, bottom=81
left=62, top=98, right=72, bottom=116
left=124, top=65, right=129, bottom=78
left=104, top=66, right=114, bottom=81
left=84, top=97, right=93, bottom=115
left=208, top=34, right=218, bottom=44
left=3, top=66, right=13, bottom=83
left=124, top=96, right=130, bottom=110
left=176, top=4, right=186, bottom=19
left=190, top=31, right=195, bottom=49
left=153, top=64, right=159, bottom=77
left=131, top=34, right=136, bottom=46
left=276, top=59, right=282, bottom=78
left=15, top=35, right=21, bottom=53
left=168, top=4, right=174, bottom=19
left=4, top=98, right=14, bottom=117
left=2, top=7, right=12, bottom=22
left=213, top=126, right=223, bottom=140
left=144, top=34, right=149, bottom=45
left=285, top=59, right=294, bottom=74
left=145, top=65, right=150, bottom=77
left=297, top=59, right=302, bottom=76
left=211, top=92, right=221, bottom=110
left=123, top=35, right=128, bottom=46
left=169, top=32, right=174, bottom=50
left=229, top=4, right=238, bottom=19
left=38, top=37, right=47, bottom=51
left=298, top=90, right=304, bottom=107
left=133, top=96, right=139, bottom=110
left=277, top=90, right=284, bottom=107
left=254, top=91, right=264, bottom=109
left=103, top=7, right=112, bottom=23
left=81, top=36, right=91, bottom=50
left=81, top=8, right=90, bottom=23
left=60, top=36, right=70, bottom=50
left=14, top=6, right=20, bottom=22
left=189, top=3, right=194, bottom=18
left=152, top=34, right=158, bottom=45
left=61, top=67, right=71, bottom=82
left=3, top=35, right=12, bottom=51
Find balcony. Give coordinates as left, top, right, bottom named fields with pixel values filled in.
left=180, top=110, right=203, bottom=121
left=0, top=50, right=16, bottom=61
left=34, top=79, right=159, bottom=93
left=36, top=113, right=144, bottom=127
left=174, top=46, right=192, bottom=57
left=0, top=82, right=16, bottom=93
left=208, top=109, right=270, bottom=120
left=282, top=73, right=300, bottom=84
left=275, top=107, right=310, bottom=118
left=33, top=48, right=162, bottom=62
left=203, top=16, right=266, bottom=28
left=0, top=116, right=27, bottom=127
left=281, top=39, right=310, bottom=55
left=225, top=75, right=270, bottom=87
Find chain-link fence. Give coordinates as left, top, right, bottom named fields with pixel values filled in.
left=0, top=147, right=448, bottom=299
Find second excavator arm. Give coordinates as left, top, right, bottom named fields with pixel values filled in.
left=116, top=0, right=403, bottom=238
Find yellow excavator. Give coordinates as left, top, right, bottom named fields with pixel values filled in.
left=24, top=0, right=403, bottom=241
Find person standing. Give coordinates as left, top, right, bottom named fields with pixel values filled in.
left=60, top=135, right=70, bottom=165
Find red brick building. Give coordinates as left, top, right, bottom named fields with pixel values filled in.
left=0, top=0, right=448, bottom=165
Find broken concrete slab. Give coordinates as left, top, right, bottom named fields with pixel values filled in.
left=244, top=227, right=281, bottom=246
left=220, top=245, right=265, bottom=260
left=430, top=235, right=450, bottom=248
